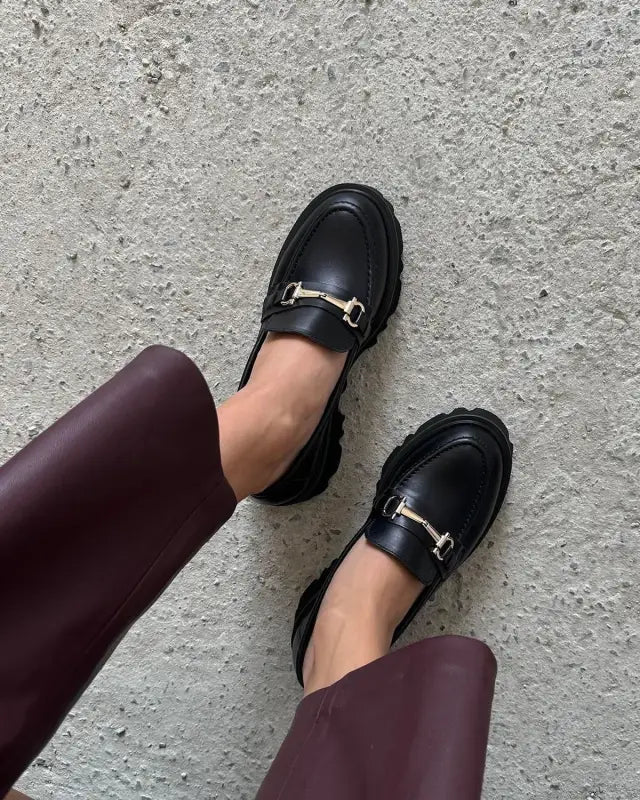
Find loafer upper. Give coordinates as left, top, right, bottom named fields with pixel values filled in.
left=367, top=420, right=507, bottom=587
left=259, top=188, right=395, bottom=353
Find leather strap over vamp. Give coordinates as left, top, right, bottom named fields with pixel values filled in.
left=262, top=280, right=369, bottom=352
left=365, top=494, right=456, bottom=585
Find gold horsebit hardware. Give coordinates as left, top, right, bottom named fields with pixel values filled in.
left=382, top=495, right=455, bottom=562
left=281, top=282, right=366, bottom=329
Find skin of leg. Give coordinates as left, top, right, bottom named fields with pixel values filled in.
left=217, top=332, right=423, bottom=693
left=5, top=791, right=33, bottom=800
left=217, top=333, right=347, bottom=502
left=302, top=538, right=424, bottom=695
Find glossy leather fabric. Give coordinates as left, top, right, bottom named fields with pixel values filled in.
left=256, top=186, right=394, bottom=353
left=0, top=346, right=237, bottom=794
left=368, top=419, right=507, bottom=584
left=257, top=636, right=497, bottom=800
left=291, top=410, right=512, bottom=684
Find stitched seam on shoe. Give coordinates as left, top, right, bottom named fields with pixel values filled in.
left=284, top=202, right=373, bottom=306
left=460, top=443, right=487, bottom=535
left=350, top=201, right=374, bottom=306
left=397, top=439, right=488, bottom=536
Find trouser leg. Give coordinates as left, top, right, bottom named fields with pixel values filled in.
left=0, top=345, right=236, bottom=794
left=256, top=635, right=497, bottom=800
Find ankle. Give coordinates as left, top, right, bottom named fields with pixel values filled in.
left=324, top=542, right=423, bottom=632
left=302, top=609, right=388, bottom=695
left=248, top=333, right=346, bottom=415
left=300, top=542, right=424, bottom=694
left=219, top=333, right=347, bottom=500
left=218, top=385, right=304, bottom=500
left=240, top=380, right=311, bottom=457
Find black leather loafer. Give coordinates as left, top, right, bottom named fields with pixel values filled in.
left=239, top=183, right=403, bottom=506
left=291, top=408, right=513, bottom=685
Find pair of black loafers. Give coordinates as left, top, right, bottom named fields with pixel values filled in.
left=240, top=184, right=513, bottom=686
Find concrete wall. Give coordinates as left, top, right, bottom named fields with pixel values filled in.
left=1, top=0, right=638, bottom=797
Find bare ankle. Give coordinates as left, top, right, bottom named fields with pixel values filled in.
left=300, top=542, right=424, bottom=694
left=248, top=333, right=347, bottom=420
left=302, top=606, right=389, bottom=695
left=219, top=333, right=347, bottom=500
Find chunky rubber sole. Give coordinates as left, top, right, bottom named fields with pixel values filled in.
left=255, top=184, right=404, bottom=505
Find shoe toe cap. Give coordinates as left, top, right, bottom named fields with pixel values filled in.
left=399, top=421, right=508, bottom=549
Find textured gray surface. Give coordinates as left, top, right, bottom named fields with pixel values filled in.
left=1, top=0, right=639, bottom=797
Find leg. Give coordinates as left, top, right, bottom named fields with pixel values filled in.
left=218, top=333, right=346, bottom=501
left=0, top=346, right=238, bottom=795
left=259, top=410, right=512, bottom=799
left=301, top=538, right=423, bottom=694
left=0, top=333, right=346, bottom=796
left=258, top=636, right=497, bottom=800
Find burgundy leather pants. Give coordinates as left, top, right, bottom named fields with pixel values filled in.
left=0, top=347, right=496, bottom=798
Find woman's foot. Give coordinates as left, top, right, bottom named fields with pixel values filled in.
left=292, top=409, right=513, bottom=691
left=302, top=538, right=423, bottom=694
left=218, top=333, right=347, bottom=501
left=237, top=184, right=403, bottom=505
